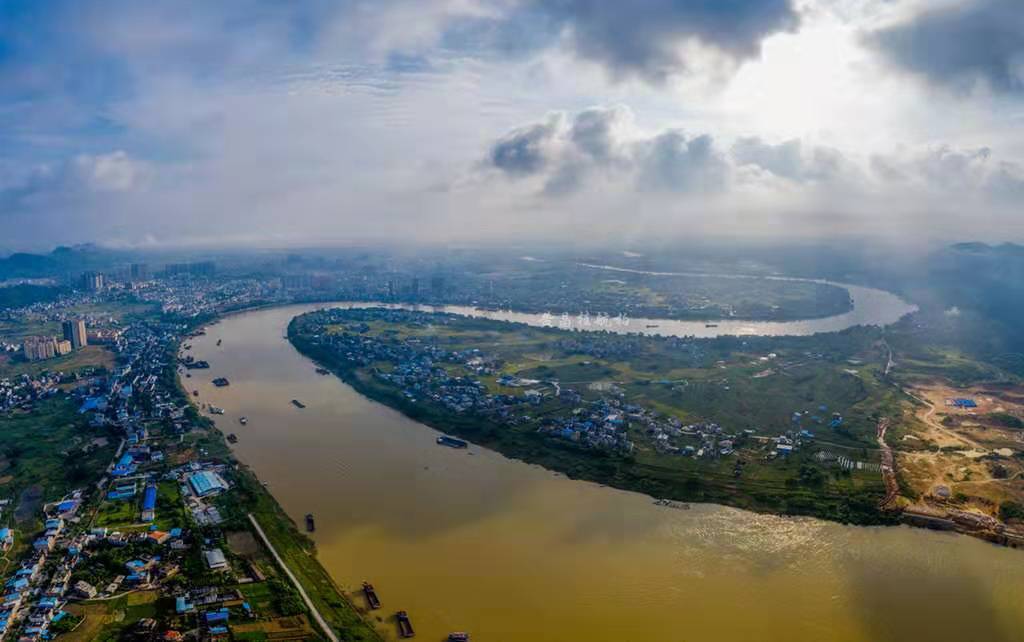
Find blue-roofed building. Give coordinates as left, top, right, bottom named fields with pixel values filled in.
left=56, top=499, right=79, bottom=516
left=5, top=579, right=28, bottom=593
left=188, top=471, right=229, bottom=497
left=0, top=528, right=12, bottom=551
left=141, top=485, right=157, bottom=522
left=176, top=596, right=194, bottom=614
left=205, top=608, right=229, bottom=624
left=112, top=453, right=135, bottom=477
left=77, top=396, right=107, bottom=414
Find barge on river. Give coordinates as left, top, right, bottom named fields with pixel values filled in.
left=396, top=611, right=415, bottom=638
left=436, top=435, right=468, bottom=449
left=362, top=582, right=381, bottom=610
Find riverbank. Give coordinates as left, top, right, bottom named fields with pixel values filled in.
left=175, top=321, right=384, bottom=641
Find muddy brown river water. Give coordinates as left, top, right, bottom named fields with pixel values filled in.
left=184, top=303, right=1023, bottom=642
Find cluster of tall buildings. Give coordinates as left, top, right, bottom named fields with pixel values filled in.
left=80, top=271, right=105, bottom=292
left=20, top=320, right=87, bottom=362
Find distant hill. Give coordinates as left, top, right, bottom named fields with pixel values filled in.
left=0, top=245, right=128, bottom=279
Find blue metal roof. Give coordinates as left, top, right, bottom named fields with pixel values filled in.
left=142, top=485, right=157, bottom=511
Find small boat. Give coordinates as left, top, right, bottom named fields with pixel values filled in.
left=216, top=339, right=222, bottom=346
left=227, top=433, right=238, bottom=443
left=448, top=634, right=470, bottom=641
left=705, top=323, right=719, bottom=328
left=239, top=417, right=248, bottom=425
left=212, top=377, right=230, bottom=387
left=436, top=435, right=468, bottom=449
left=362, top=582, right=381, bottom=610
left=645, top=324, right=659, bottom=328
left=306, top=513, right=316, bottom=533
left=209, top=406, right=225, bottom=415
left=291, top=399, right=306, bottom=409
left=396, top=611, right=415, bottom=638
left=315, top=367, right=330, bottom=375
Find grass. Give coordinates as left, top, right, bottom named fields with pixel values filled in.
left=0, top=397, right=117, bottom=521
left=0, top=345, right=115, bottom=379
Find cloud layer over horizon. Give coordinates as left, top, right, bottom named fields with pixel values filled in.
left=1, top=0, right=1023, bottom=251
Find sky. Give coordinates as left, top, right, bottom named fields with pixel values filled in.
left=1, top=0, right=1023, bottom=251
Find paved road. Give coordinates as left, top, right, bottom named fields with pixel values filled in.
left=248, top=513, right=339, bottom=642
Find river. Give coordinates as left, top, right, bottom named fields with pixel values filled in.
left=183, top=302, right=1023, bottom=642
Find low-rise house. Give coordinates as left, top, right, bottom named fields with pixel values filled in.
left=72, top=581, right=97, bottom=599
left=203, top=548, right=228, bottom=571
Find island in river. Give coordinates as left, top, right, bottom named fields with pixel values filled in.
left=288, top=308, right=897, bottom=525
left=287, top=306, right=1024, bottom=539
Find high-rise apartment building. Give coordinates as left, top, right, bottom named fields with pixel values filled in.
left=63, top=319, right=88, bottom=349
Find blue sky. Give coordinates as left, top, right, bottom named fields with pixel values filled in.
left=1, top=0, right=1023, bottom=250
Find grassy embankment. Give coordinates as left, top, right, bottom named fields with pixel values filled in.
left=0, top=398, right=118, bottom=574
left=289, top=310, right=896, bottom=526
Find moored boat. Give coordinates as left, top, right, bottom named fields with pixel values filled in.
left=396, top=611, right=415, bottom=638
left=305, top=513, right=315, bottom=532
left=291, top=399, right=306, bottom=408
left=436, top=435, right=468, bottom=449
left=362, top=581, right=381, bottom=610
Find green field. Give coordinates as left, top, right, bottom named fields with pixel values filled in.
left=0, top=397, right=117, bottom=576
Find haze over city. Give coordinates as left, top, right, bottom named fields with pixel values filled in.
left=3, top=0, right=1024, bottom=250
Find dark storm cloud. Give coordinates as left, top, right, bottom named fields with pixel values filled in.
left=531, top=0, right=800, bottom=81
left=485, top=107, right=729, bottom=195
left=488, top=115, right=563, bottom=176
left=867, top=0, right=1024, bottom=93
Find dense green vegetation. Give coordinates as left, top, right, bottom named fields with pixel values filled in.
left=0, top=284, right=62, bottom=308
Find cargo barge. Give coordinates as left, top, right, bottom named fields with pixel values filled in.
left=436, top=435, right=468, bottom=449
left=362, top=582, right=381, bottom=610
left=396, top=611, right=415, bottom=638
